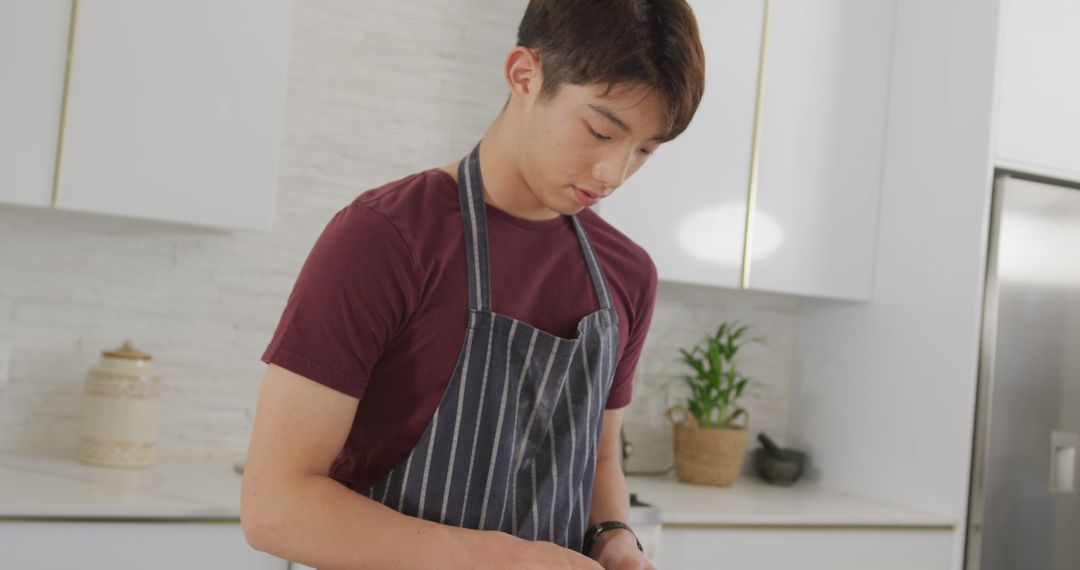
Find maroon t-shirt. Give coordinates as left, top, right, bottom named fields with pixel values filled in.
left=261, top=167, right=658, bottom=491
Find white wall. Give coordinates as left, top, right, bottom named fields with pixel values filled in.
left=0, top=0, right=798, bottom=465
left=788, top=0, right=1001, bottom=568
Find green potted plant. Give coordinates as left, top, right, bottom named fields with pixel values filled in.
left=667, top=321, right=766, bottom=486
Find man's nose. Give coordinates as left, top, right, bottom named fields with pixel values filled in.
left=592, top=155, right=632, bottom=196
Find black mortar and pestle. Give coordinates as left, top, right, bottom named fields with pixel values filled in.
left=753, top=433, right=809, bottom=486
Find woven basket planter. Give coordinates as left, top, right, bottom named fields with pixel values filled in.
left=666, top=406, right=749, bottom=487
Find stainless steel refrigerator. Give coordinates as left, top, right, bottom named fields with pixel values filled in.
left=966, top=173, right=1080, bottom=569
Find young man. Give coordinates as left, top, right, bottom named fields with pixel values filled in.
left=241, top=1, right=704, bottom=568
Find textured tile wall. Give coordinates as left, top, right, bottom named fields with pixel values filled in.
left=0, top=0, right=797, bottom=467
left=622, top=282, right=797, bottom=474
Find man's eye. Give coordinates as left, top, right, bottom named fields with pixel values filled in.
left=589, top=127, right=612, bottom=141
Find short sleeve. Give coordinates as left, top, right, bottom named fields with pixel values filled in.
left=261, top=199, right=420, bottom=400
left=604, top=256, right=659, bottom=409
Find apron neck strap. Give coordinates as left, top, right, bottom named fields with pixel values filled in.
left=456, top=141, right=614, bottom=313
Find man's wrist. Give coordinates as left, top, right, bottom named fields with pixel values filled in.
left=585, top=523, right=641, bottom=558
left=593, top=527, right=638, bottom=552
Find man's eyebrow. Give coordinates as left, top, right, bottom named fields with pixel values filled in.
left=587, top=103, right=667, bottom=142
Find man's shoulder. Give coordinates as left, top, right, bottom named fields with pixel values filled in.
left=349, top=167, right=454, bottom=217
left=329, top=167, right=456, bottom=238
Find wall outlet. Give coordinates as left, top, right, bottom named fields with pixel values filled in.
left=0, top=338, right=12, bottom=391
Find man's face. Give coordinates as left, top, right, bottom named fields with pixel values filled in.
left=516, top=80, right=670, bottom=215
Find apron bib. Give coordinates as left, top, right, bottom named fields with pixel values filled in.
left=362, top=141, right=620, bottom=551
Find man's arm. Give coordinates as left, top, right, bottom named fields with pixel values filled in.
left=587, top=408, right=655, bottom=568
left=241, top=364, right=600, bottom=570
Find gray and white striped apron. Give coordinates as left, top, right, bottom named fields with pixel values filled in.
left=361, top=141, right=620, bottom=551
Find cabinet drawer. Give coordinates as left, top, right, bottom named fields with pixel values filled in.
left=0, top=520, right=288, bottom=570
left=660, top=525, right=954, bottom=570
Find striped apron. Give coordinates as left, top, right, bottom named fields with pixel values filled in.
left=361, top=141, right=620, bottom=551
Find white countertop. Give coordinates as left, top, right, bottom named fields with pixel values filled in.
left=626, top=472, right=956, bottom=528
left=0, top=447, right=244, bottom=520
left=0, top=447, right=955, bottom=528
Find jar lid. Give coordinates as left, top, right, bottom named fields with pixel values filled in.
left=102, top=340, right=153, bottom=361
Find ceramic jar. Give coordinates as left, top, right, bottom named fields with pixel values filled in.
left=78, top=341, right=161, bottom=467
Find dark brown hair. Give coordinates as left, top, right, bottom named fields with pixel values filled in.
left=516, top=0, right=705, bottom=143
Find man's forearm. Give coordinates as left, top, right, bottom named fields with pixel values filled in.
left=587, top=455, right=655, bottom=568
left=243, top=472, right=506, bottom=569
left=588, top=456, right=631, bottom=526
left=585, top=456, right=643, bottom=559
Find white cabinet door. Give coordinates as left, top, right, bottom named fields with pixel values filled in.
left=0, top=0, right=71, bottom=208
left=56, top=0, right=293, bottom=230
left=995, top=0, right=1080, bottom=183
left=595, top=0, right=764, bottom=289
left=0, top=520, right=289, bottom=569
left=660, top=526, right=954, bottom=570
left=748, top=0, right=895, bottom=301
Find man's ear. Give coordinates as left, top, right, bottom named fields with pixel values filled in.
left=504, top=46, right=541, bottom=100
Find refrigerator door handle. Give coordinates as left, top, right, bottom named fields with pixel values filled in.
left=1050, top=431, right=1079, bottom=495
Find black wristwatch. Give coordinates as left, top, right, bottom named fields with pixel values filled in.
left=582, top=520, right=644, bottom=556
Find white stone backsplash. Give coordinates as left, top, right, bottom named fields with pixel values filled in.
left=622, top=282, right=797, bottom=475
left=0, top=0, right=797, bottom=470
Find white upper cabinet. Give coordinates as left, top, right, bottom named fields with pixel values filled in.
left=994, top=0, right=1080, bottom=184
left=596, top=0, right=765, bottom=290
left=0, top=0, right=71, bottom=208
left=597, top=0, right=894, bottom=301
left=749, top=0, right=895, bottom=301
left=55, top=0, right=293, bottom=230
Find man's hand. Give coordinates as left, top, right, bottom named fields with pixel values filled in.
left=489, top=532, right=603, bottom=569
left=590, top=529, right=656, bottom=570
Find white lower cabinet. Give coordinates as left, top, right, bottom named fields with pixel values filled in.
left=659, top=525, right=954, bottom=570
left=0, top=520, right=288, bottom=569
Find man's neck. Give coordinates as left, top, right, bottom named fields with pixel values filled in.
left=441, top=113, right=561, bottom=222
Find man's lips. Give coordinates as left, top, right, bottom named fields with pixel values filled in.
left=573, top=186, right=601, bottom=199
left=573, top=186, right=600, bottom=207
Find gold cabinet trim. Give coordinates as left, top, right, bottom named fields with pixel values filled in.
left=740, top=0, right=772, bottom=289
left=51, top=0, right=79, bottom=208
